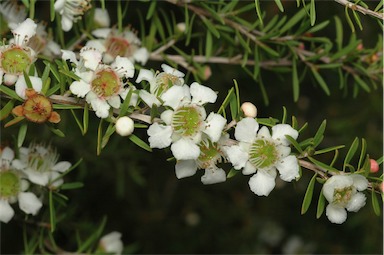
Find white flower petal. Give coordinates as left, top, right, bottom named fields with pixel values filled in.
left=4, top=74, right=18, bottom=86
left=139, top=90, right=161, bottom=107
left=276, top=155, right=299, bottom=182
left=346, top=192, right=366, bottom=212
left=248, top=169, right=277, bottom=196
left=70, top=80, right=91, bottom=97
left=161, top=64, right=184, bottom=77
left=85, top=40, right=107, bottom=53
left=52, top=161, right=72, bottom=173
left=147, top=123, right=172, bottom=149
left=61, top=50, right=78, bottom=65
left=322, top=175, right=353, bottom=202
left=91, top=98, right=110, bottom=118
left=133, top=47, right=149, bottom=65
left=135, top=69, right=154, bottom=83
left=257, top=126, right=271, bottom=138
left=54, top=0, right=65, bottom=11
left=49, top=171, right=64, bottom=188
left=171, top=138, right=200, bottom=160
left=15, top=76, right=42, bottom=99
left=204, top=113, right=226, bottom=143
left=272, top=124, right=298, bottom=146
left=61, top=16, right=74, bottom=32
left=351, top=174, right=368, bottom=191
left=326, top=204, right=347, bottom=224
left=224, top=145, right=248, bottom=170
left=161, top=85, right=189, bottom=109
left=235, top=117, right=259, bottom=143
left=18, top=192, right=42, bottom=215
left=201, top=167, right=226, bottom=185
left=160, top=110, right=173, bottom=125
left=111, top=56, right=134, bottom=78
left=175, top=160, right=198, bottom=179
left=242, top=161, right=256, bottom=175
left=0, top=200, right=15, bottom=223
left=80, top=48, right=102, bottom=71
left=190, top=82, right=217, bottom=105
left=25, top=170, right=50, bottom=186
left=12, top=18, right=37, bottom=44
left=1, top=146, right=15, bottom=165
left=94, top=8, right=110, bottom=28
left=107, top=96, right=121, bottom=109
left=92, top=28, right=111, bottom=38
left=100, top=231, right=123, bottom=255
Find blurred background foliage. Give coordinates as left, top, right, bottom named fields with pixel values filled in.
left=1, top=0, right=383, bottom=254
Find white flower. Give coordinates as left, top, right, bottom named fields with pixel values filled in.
left=99, top=231, right=123, bottom=255
left=12, top=143, right=71, bottom=188
left=136, top=64, right=185, bottom=107
left=64, top=47, right=136, bottom=118
left=147, top=82, right=226, bottom=161
left=0, top=18, right=37, bottom=86
left=115, top=116, right=134, bottom=136
left=225, top=117, right=299, bottom=196
left=322, top=174, right=368, bottom=224
left=54, top=0, right=91, bottom=32
left=0, top=147, right=42, bottom=223
left=27, top=22, right=62, bottom=58
left=0, top=0, right=27, bottom=30
left=15, top=75, right=42, bottom=99
left=85, top=26, right=149, bottom=64
left=175, top=136, right=228, bottom=185
left=93, top=8, right=110, bottom=28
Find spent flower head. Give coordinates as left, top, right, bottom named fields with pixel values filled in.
left=225, top=117, right=299, bottom=196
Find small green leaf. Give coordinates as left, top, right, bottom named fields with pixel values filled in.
left=310, top=0, right=316, bottom=26
left=205, top=30, right=213, bottom=58
left=292, top=58, right=299, bottom=102
left=49, top=126, right=65, bottom=137
left=60, top=182, right=84, bottom=190
left=0, top=85, right=23, bottom=101
left=310, top=67, right=330, bottom=96
left=316, top=188, right=326, bottom=219
left=345, top=6, right=355, bottom=32
left=97, top=119, right=103, bottom=155
left=227, top=168, right=238, bottom=178
left=274, top=0, right=284, bottom=12
left=77, top=217, right=107, bottom=253
left=354, top=75, right=371, bottom=92
left=0, top=100, right=15, bottom=120
left=280, top=7, right=306, bottom=34
left=146, top=0, right=157, bottom=20
left=307, top=20, right=330, bottom=33
left=83, top=103, right=89, bottom=135
left=254, top=0, right=264, bottom=26
left=352, top=10, right=363, bottom=31
left=301, top=173, right=317, bottom=214
left=314, top=145, right=345, bottom=155
left=313, top=120, right=326, bottom=148
left=17, top=123, right=28, bottom=147
left=129, top=134, right=152, bottom=152
left=334, top=16, right=343, bottom=50
left=343, top=137, right=359, bottom=171
left=49, top=191, right=56, bottom=232
left=357, top=138, right=366, bottom=170
left=308, top=156, right=339, bottom=172
left=201, top=16, right=220, bottom=38
left=371, top=189, right=381, bottom=216
left=285, top=135, right=303, bottom=153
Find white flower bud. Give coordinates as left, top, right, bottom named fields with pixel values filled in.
left=241, top=102, right=257, bottom=118
left=116, top=116, right=134, bottom=136
left=176, top=22, right=186, bottom=33
left=94, top=8, right=110, bottom=28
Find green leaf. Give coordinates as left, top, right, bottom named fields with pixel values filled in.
left=60, top=182, right=84, bottom=190
left=129, top=134, right=152, bottom=152
left=0, top=100, right=15, bottom=120
left=281, top=106, right=287, bottom=124
left=371, top=189, right=381, bottom=216
left=280, top=7, right=306, bottom=34
left=17, top=123, right=28, bottom=147
left=274, top=0, right=284, bottom=12
left=77, top=217, right=107, bottom=253
left=343, top=137, right=359, bottom=171
left=254, top=0, right=264, bottom=26
left=308, top=156, right=339, bottom=172
left=218, top=87, right=235, bottom=117
left=49, top=191, right=56, bottom=232
left=83, top=103, right=89, bottom=135
left=314, top=145, right=345, bottom=155
left=345, top=6, right=355, bottom=32
left=313, top=120, right=326, bottom=148
left=334, top=16, right=343, bottom=50
left=310, top=0, right=316, bottom=26
left=146, top=0, right=157, bottom=20
left=0, top=85, right=23, bottom=101
left=310, top=67, right=330, bottom=96
left=301, top=173, right=317, bottom=214
left=357, top=138, right=366, bottom=170
left=285, top=135, right=303, bottom=153
left=292, top=58, right=299, bottom=102
left=352, top=10, right=363, bottom=31
left=354, top=75, right=371, bottom=92
left=205, top=30, right=213, bottom=58
left=316, top=189, right=326, bottom=219
left=97, top=119, right=103, bottom=155
left=201, top=16, right=220, bottom=38
left=307, top=20, right=330, bottom=34
left=49, top=126, right=65, bottom=137
left=227, top=168, right=238, bottom=178
left=50, top=0, right=55, bottom=21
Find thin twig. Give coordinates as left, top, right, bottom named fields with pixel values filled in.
left=334, top=0, right=384, bottom=20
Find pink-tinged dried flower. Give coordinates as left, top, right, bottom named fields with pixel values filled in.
left=11, top=89, right=60, bottom=124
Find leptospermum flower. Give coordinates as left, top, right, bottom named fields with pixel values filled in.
left=0, top=18, right=37, bottom=85
left=175, top=136, right=228, bottom=185
left=225, top=117, right=299, bottom=196
left=147, top=82, right=227, bottom=162
left=136, top=64, right=185, bottom=107
left=0, top=147, right=42, bottom=223
left=64, top=47, right=136, bottom=118
left=54, top=0, right=91, bottom=32
left=98, top=231, right=124, bottom=255
left=322, top=174, right=368, bottom=224
left=12, top=143, right=72, bottom=188
left=27, top=22, right=61, bottom=59
left=85, top=26, right=149, bottom=64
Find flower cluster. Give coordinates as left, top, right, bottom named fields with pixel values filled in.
left=0, top=143, right=72, bottom=223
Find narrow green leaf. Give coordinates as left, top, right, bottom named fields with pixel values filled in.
left=308, top=156, right=339, bottom=172
left=354, top=75, right=371, bottom=92
left=60, top=182, right=84, bottom=190
left=49, top=191, right=56, bottom=232
left=50, top=0, right=55, bottom=21
left=307, top=20, right=330, bottom=34
left=254, top=0, right=264, bottom=26
left=316, top=189, right=326, bottom=219
left=285, top=135, right=303, bottom=153
left=357, top=138, right=366, bottom=170
left=334, top=16, right=343, bottom=50
left=119, top=88, right=133, bottom=117
left=17, top=124, right=28, bottom=147
left=345, top=7, right=355, bottom=32
left=292, top=58, right=299, bottom=102
left=227, top=168, right=238, bottom=178
left=205, top=30, right=213, bottom=58
left=83, top=103, right=89, bottom=135
left=258, top=42, right=279, bottom=57
left=49, top=126, right=65, bottom=137
left=274, top=0, right=284, bottom=12
left=201, top=16, right=220, bottom=38
left=314, top=145, right=345, bottom=155
left=280, top=7, right=306, bottom=34
left=330, top=149, right=340, bottom=167
left=310, top=67, right=330, bottom=96
left=218, top=87, right=235, bottom=116
left=352, top=10, right=363, bottom=31
left=282, top=106, right=287, bottom=124
left=0, top=85, right=23, bottom=101
left=371, top=189, right=381, bottom=216
left=77, top=217, right=107, bottom=253
left=53, top=104, right=83, bottom=110
left=146, top=1, right=157, bottom=20
left=301, top=173, right=317, bottom=214
left=258, top=75, right=269, bottom=106
left=343, top=137, right=359, bottom=171
left=0, top=100, right=15, bottom=120
left=129, top=134, right=152, bottom=152
left=310, top=0, right=316, bottom=26
left=313, top=120, right=326, bottom=147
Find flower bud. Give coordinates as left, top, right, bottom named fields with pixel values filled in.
left=241, top=102, right=257, bottom=118
left=380, top=182, right=384, bottom=192
left=115, top=116, right=134, bottom=136
left=94, top=8, right=110, bottom=28
left=176, top=22, right=186, bottom=33
left=370, top=159, right=379, bottom=173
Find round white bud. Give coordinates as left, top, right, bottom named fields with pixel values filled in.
left=176, top=22, right=186, bottom=33
left=241, top=102, right=257, bottom=118
left=115, top=116, right=134, bottom=136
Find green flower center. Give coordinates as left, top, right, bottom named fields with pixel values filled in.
left=0, top=170, right=20, bottom=199
left=91, top=69, right=120, bottom=97
left=23, top=93, right=53, bottom=123
left=198, top=140, right=222, bottom=169
left=155, top=73, right=180, bottom=95
left=249, top=139, right=279, bottom=169
left=333, top=186, right=354, bottom=206
left=1, top=47, right=32, bottom=75
left=172, top=105, right=203, bottom=137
